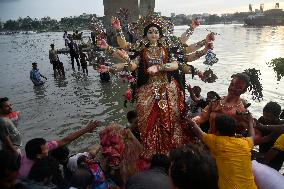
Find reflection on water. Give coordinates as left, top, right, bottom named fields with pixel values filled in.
left=0, top=25, right=283, bottom=152
left=32, top=85, right=47, bottom=99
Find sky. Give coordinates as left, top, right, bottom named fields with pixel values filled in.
left=0, top=0, right=282, bottom=21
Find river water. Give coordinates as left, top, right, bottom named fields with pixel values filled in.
left=0, top=24, right=283, bottom=152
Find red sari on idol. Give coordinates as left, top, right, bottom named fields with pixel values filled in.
left=135, top=45, right=187, bottom=159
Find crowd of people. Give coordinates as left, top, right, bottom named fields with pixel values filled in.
left=5, top=12, right=284, bottom=189
left=1, top=88, right=284, bottom=189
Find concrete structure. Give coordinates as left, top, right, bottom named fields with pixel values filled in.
left=103, top=0, right=155, bottom=44
left=103, top=0, right=155, bottom=25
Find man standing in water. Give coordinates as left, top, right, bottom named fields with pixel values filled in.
left=68, top=38, right=80, bottom=70
left=49, top=44, right=59, bottom=76
left=30, top=62, right=47, bottom=86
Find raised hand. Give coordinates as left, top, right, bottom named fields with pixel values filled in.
left=186, top=83, right=192, bottom=92
left=111, top=17, right=121, bottom=29
left=206, top=32, right=215, bottom=43
left=191, top=18, right=200, bottom=29
left=97, top=39, right=108, bottom=49
left=147, top=65, right=159, bottom=75
left=205, top=43, right=214, bottom=51
left=85, top=120, right=101, bottom=133
left=97, top=65, right=110, bottom=73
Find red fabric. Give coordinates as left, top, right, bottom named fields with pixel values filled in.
left=146, top=102, right=159, bottom=134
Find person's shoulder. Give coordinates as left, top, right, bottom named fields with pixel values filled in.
left=0, top=117, right=13, bottom=125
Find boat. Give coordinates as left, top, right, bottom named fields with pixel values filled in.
left=244, top=3, right=284, bottom=26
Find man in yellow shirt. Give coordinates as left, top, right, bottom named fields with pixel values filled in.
left=186, top=114, right=257, bottom=189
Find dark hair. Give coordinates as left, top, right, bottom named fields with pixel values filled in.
left=50, top=146, right=70, bottom=164
left=150, top=154, right=170, bottom=173
left=280, top=110, right=284, bottom=120
left=207, top=91, right=220, bottom=100
left=0, top=97, right=9, bottom=108
left=215, top=115, right=237, bottom=136
left=28, top=157, right=58, bottom=182
left=143, top=23, right=163, bottom=37
left=70, top=168, right=93, bottom=189
left=0, top=150, right=21, bottom=180
left=25, top=138, right=47, bottom=160
left=234, top=69, right=263, bottom=100
left=231, top=73, right=251, bottom=90
left=170, top=144, right=218, bottom=189
left=263, top=101, right=281, bottom=118
left=77, top=155, right=88, bottom=169
left=127, top=110, right=137, bottom=123
left=192, top=86, right=201, bottom=93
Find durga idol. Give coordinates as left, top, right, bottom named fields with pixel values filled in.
left=97, top=12, right=213, bottom=160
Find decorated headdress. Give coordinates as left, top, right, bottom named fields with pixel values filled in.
left=89, top=17, right=106, bottom=40
left=128, top=12, right=174, bottom=40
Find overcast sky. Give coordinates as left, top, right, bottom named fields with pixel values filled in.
left=0, top=0, right=281, bottom=21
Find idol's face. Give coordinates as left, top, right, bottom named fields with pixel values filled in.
left=228, top=78, right=247, bottom=96
left=147, top=27, right=160, bottom=43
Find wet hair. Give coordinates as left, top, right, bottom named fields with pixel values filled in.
left=25, top=138, right=47, bottom=160
left=70, top=168, right=93, bottom=189
left=263, top=101, right=282, bottom=118
left=50, top=146, right=70, bottom=164
left=127, top=110, right=137, bottom=123
left=233, top=69, right=263, bottom=101
left=28, top=157, right=58, bottom=183
left=0, top=97, right=9, bottom=108
left=215, top=115, right=237, bottom=137
left=0, top=150, right=21, bottom=180
left=143, top=23, right=163, bottom=37
left=231, top=72, right=251, bottom=90
left=150, top=154, right=170, bottom=173
left=170, top=144, right=218, bottom=189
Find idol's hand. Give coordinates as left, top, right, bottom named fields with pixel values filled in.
left=111, top=17, right=121, bottom=29
left=206, top=32, right=215, bottom=43
left=97, top=39, right=108, bottom=49
left=114, top=49, right=129, bottom=62
left=205, top=43, right=214, bottom=51
left=98, top=65, right=109, bottom=73
left=147, top=65, right=159, bottom=75
left=191, top=18, right=200, bottom=29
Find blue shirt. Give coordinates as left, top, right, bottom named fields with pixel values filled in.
left=30, top=68, right=42, bottom=84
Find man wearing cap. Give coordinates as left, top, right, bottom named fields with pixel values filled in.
left=49, top=44, right=59, bottom=76
left=30, top=63, right=47, bottom=86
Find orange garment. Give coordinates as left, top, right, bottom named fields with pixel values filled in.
left=273, top=134, right=284, bottom=151
left=4, top=111, right=19, bottom=127
left=203, top=134, right=257, bottom=189
left=193, top=98, right=247, bottom=134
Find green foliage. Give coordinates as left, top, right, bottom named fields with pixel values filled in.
left=267, top=57, right=284, bottom=81
left=1, top=14, right=98, bottom=32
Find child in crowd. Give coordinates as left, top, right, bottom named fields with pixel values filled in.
left=79, top=47, right=89, bottom=75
